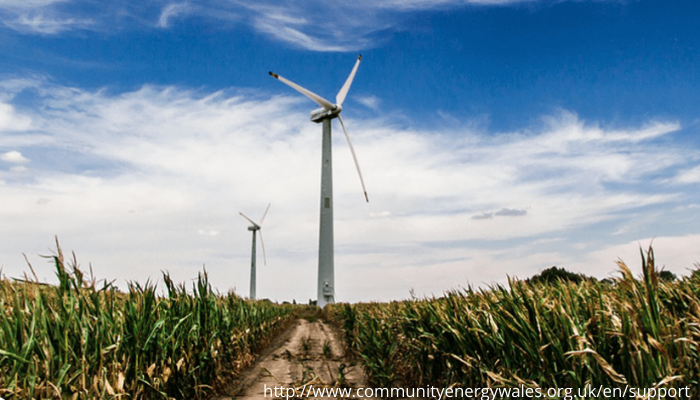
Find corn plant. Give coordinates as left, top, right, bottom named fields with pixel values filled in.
left=0, top=239, right=295, bottom=399
left=327, top=246, right=699, bottom=397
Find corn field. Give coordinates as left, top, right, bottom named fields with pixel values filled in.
left=0, top=241, right=295, bottom=399
left=327, top=247, right=700, bottom=396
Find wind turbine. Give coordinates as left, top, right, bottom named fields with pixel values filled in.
left=269, top=55, right=368, bottom=308
left=239, top=203, right=270, bottom=300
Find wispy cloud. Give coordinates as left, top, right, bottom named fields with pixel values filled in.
left=0, top=80, right=696, bottom=301
left=372, top=0, right=538, bottom=10
left=253, top=19, right=351, bottom=52
left=0, top=0, right=598, bottom=48
left=157, top=2, right=191, bottom=29
left=0, top=0, right=93, bottom=34
left=244, top=2, right=377, bottom=52
left=356, top=95, right=380, bottom=110
left=5, top=13, right=92, bottom=33
left=0, top=0, right=68, bottom=8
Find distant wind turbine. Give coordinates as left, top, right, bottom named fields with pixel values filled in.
left=269, top=55, right=368, bottom=308
left=239, top=203, right=270, bottom=300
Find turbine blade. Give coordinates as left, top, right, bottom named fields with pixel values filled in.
left=269, top=71, right=335, bottom=110
left=239, top=212, right=260, bottom=229
left=336, top=55, right=362, bottom=106
left=337, top=115, right=369, bottom=202
left=259, top=230, right=267, bottom=266
left=258, top=203, right=271, bottom=226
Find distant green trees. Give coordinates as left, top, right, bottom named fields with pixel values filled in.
left=526, top=266, right=594, bottom=285
left=528, top=266, right=683, bottom=285
left=658, top=270, right=678, bottom=282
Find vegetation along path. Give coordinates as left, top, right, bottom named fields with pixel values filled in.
left=213, top=312, right=379, bottom=400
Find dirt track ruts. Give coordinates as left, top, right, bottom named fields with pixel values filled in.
left=212, top=317, right=379, bottom=399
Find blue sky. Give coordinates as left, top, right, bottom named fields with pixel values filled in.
left=1, top=0, right=699, bottom=302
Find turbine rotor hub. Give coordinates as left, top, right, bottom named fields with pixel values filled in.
left=310, top=105, right=341, bottom=123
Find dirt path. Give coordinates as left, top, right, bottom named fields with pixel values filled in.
left=213, top=317, right=378, bottom=400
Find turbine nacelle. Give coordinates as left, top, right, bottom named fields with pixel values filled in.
left=310, top=105, right=341, bottom=123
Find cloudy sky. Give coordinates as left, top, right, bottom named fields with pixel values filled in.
left=1, top=0, right=699, bottom=302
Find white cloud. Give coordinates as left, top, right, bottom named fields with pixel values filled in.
left=0, top=0, right=374, bottom=48
left=0, top=0, right=67, bottom=8
left=158, top=3, right=191, bottom=29
left=0, top=102, right=32, bottom=131
left=0, top=0, right=93, bottom=34
left=0, top=0, right=613, bottom=49
left=369, top=211, right=392, bottom=218
left=6, top=13, right=93, bottom=34
left=9, top=165, right=27, bottom=172
left=673, top=165, right=700, bottom=184
left=190, top=0, right=575, bottom=51
left=1, top=150, right=29, bottom=163
left=356, top=95, right=380, bottom=110
left=252, top=13, right=365, bottom=52
left=0, top=80, right=697, bottom=302
left=373, top=0, right=537, bottom=10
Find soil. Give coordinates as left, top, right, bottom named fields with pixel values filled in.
left=212, top=317, right=378, bottom=400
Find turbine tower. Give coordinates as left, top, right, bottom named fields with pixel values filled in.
left=239, top=203, right=270, bottom=300
left=270, top=55, right=368, bottom=308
